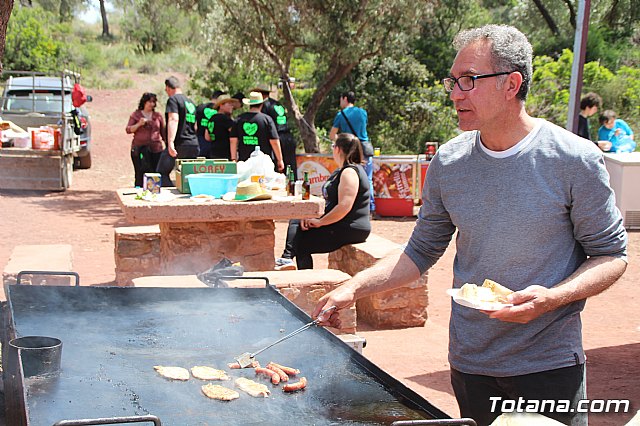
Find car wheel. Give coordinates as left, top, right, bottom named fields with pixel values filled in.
left=75, top=152, right=92, bottom=169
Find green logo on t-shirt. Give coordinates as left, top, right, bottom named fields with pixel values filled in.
left=274, top=104, right=287, bottom=125
left=203, top=107, right=217, bottom=119
left=243, top=122, right=258, bottom=136
left=207, top=120, right=215, bottom=135
left=185, top=101, right=196, bottom=124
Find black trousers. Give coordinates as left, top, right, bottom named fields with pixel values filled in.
left=281, top=219, right=370, bottom=269
left=130, top=146, right=161, bottom=188
left=156, top=144, right=200, bottom=187
left=451, top=364, right=586, bottom=426
left=279, top=132, right=297, bottom=178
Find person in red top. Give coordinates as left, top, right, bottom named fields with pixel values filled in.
left=126, top=92, right=165, bottom=187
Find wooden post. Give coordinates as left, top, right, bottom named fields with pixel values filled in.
left=566, top=0, right=591, bottom=133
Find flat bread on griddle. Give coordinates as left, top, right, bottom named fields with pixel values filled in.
left=235, top=377, right=270, bottom=397
left=191, top=366, right=230, bottom=381
left=153, top=365, right=190, bottom=381
left=201, top=384, right=240, bottom=401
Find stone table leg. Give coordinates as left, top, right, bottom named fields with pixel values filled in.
left=160, top=220, right=275, bottom=275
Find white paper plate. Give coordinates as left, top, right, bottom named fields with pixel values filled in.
left=446, top=288, right=513, bottom=311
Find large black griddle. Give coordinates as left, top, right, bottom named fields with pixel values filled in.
left=4, top=280, right=450, bottom=425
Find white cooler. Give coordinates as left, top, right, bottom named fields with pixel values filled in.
left=603, top=152, right=640, bottom=229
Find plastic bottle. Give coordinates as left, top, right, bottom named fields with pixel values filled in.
left=250, top=146, right=265, bottom=188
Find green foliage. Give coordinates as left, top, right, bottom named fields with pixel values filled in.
left=120, top=0, right=197, bottom=53
left=414, top=0, right=492, bottom=80
left=4, top=6, right=71, bottom=72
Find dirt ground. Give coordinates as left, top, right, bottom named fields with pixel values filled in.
left=0, top=73, right=638, bottom=425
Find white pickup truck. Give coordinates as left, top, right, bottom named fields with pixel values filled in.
left=0, top=71, right=92, bottom=190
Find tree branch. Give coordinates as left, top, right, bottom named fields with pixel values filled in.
left=532, top=0, right=560, bottom=36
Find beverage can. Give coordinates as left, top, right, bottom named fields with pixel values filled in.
left=143, top=173, right=162, bottom=194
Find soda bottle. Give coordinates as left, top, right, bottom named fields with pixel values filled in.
left=288, top=168, right=296, bottom=196
left=302, top=171, right=310, bottom=200
left=285, top=165, right=292, bottom=195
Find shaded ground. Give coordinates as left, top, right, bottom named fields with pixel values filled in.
left=0, top=72, right=638, bottom=425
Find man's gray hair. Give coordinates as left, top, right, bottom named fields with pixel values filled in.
left=453, top=25, right=533, bottom=101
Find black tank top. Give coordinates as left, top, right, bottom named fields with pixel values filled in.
left=322, top=164, right=371, bottom=231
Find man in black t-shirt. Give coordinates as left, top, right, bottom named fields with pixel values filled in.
left=156, top=76, right=200, bottom=186
left=195, top=89, right=225, bottom=158
left=576, top=92, right=602, bottom=144
left=230, top=91, right=284, bottom=172
left=205, top=94, right=240, bottom=160
left=253, top=84, right=297, bottom=178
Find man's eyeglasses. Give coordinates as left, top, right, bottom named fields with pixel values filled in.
left=442, top=71, right=515, bottom=93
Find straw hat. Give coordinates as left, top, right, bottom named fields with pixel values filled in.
left=223, top=181, right=272, bottom=202
left=251, top=84, right=271, bottom=94
left=215, top=94, right=241, bottom=109
left=242, top=91, right=265, bottom=106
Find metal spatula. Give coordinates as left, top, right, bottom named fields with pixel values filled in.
left=235, top=306, right=337, bottom=368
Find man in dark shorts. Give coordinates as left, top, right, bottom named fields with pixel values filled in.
left=230, top=91, right=284, bottom=172
left=253, top=84, right=297, bottom=178
left=195, top=89, right=225, bottom=158
left=205, top=94, right=240, bottom=160
left=157, top=76, right=199, bottom=186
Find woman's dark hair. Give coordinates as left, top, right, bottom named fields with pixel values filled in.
left=138, top=92, right=157, bottom=111
left=335, top=133, right=363, bottom=167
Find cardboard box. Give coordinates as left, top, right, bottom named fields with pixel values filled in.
left=175, top=158, right=237, bottom=193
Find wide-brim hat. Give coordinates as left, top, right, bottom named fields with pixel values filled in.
left=242, top=91, right=265, bottom=106
left=215, top=94, right=241, bottom=109
left=223, top=181, right=272, bottom=202
left=251, top=84, right=271, bottom=94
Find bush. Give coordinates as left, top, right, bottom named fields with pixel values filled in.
left=4, top=6, right=70, bottom=72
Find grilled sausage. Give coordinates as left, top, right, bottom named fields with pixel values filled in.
left=227, top=360, right=260, bottom=369
left=255, top=367, right=280, bottom=385
left=266, top=363, right=289, bottom=382
left=268, top=362, right=300, bottom=376
left=283, top=377, right=307, bottom=392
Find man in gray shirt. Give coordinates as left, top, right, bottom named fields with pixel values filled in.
left=313, top=25, right=627, bottom=426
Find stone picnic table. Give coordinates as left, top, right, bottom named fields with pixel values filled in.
left=116, top=188, right=324, bottom=275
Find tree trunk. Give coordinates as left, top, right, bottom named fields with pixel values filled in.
left=604, top=0, right=620, bottom=28
left=0, top=0, right=14, bottom=72
left=532, top=0, right=560, bottom=36
left=280, top=60, right=357, bottom=153
left=99, top=0, right=110, bottom=38
left=562, top=0, right=576, bottom=29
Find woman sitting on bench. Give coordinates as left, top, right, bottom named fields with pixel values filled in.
left=276, top=133, right=371, bottom=270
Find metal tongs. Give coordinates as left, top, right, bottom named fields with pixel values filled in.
left=235, top=305, right=337, bottom=368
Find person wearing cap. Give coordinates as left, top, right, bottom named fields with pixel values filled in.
left=156, top=76, right=199, bottom=186
left=329, top=91, right=375, bottom=215
left=195, top=89, right=225, bottom=158
left=253, top=84, right=297, bottom=179
left=230, top=91, right=284, bottom=172
left=204, top=94, right=240, bottom=160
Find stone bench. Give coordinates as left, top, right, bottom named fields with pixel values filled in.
left=3, top=244, right=75, bottom=299
left=131, top=269, right=356, bottom=333
left=115, top=225, right=162, bottom=286
left=328, top=234, right=428, bottom=329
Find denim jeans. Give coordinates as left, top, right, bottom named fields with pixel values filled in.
left=364, top=156, right=375, bottom=212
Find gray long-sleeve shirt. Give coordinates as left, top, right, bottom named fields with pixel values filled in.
left=405, top=119, right=627, bottom=377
